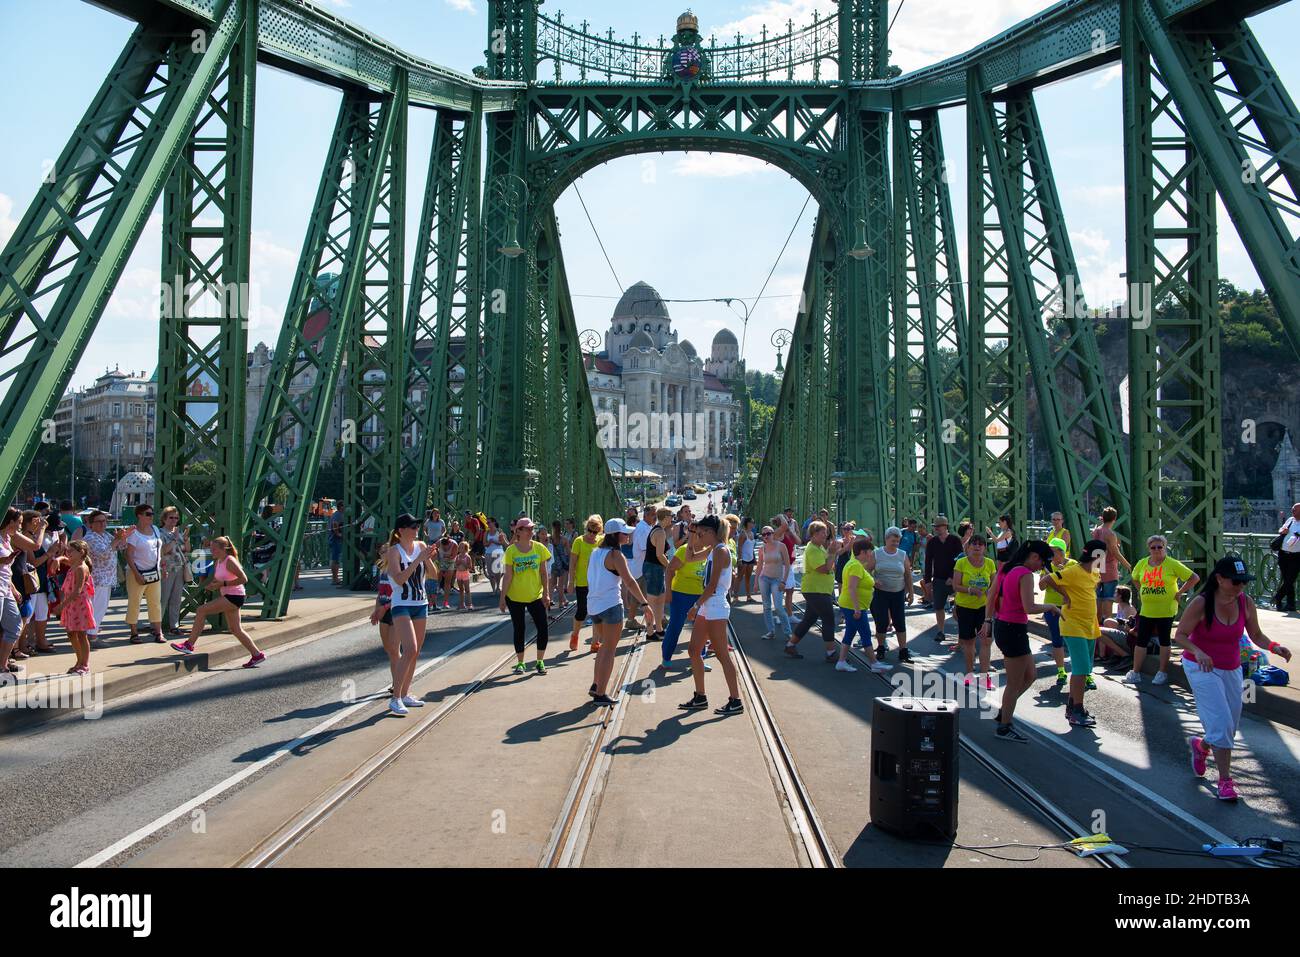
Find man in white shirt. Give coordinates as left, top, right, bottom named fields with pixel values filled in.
left=1275, top=503, right=1300, bottom=612
left=627, top=505, right=655, bottom=628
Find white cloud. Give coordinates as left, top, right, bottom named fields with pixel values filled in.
left=444, top=0, right=477, bottom=12
left=672, top=153, right=774, bottom=178
left=0, top=192, right=17, bottom=246
left=1068, top=184, right=1125, bottom=206
left=1091, top=64, right=1122, bottom=90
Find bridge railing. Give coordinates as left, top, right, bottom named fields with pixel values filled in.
left=535, top=11, right=840, bottom=84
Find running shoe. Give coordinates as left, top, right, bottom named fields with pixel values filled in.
left=1055, top=666, right=1068, bottom=686
left=389, top=697, right=408, bottom=716
left=825, top=650, right=838, bottom=663
left=985, top=675, right=995, bottom=691
left=1065, top=704, right=1096, bottom=727
left=1122, top=670, right=1141, bottom=685
left=512, top=661, right=528, bottom=675
left=646, top=631, right=663, bottom=642
left=678, top=693, right=709, bottom=710
left=835, top=661, right=858, bottom=673
left=242, top=653, right=266, bottom=669
left=170, top=640, right=195, bottom=655
left=994, top=723, right=1029, bottom=743
left=1152, top=671, right=1168, bottom=685
left=569, top=633, right=579, bottom=652
left=1216, top=778, right=1239, bottom=802
left=898, top=649, right=913, bottom=664
left=1085, top=674, right=1097, bottom=691
left=1188, top=736, right=1208, bottom=778
left=590, top=694, right=616, bottom=706
left=762, top=631, right=774, bottom=640
left=534, top=660, right=547, bottom=675
left=869, top=661, right=892, bottom=673
left=401, top=696, right=425, bottom=708
left=964, top=674, right=973, bottom=686
left=876, top=643, right=888, bottom=658
left=783, top=644, right=803, bottom=659
left=714, top=699, right=744, bottom=716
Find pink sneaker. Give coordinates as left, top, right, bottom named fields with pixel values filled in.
left=242, top=652, right=267, bottom=669
left=984, top=675, right=994, bottom=690
left=1216, top=777, right=1238, bottom=802
left=1188, top=736, right=1208, bottom=777
left=171, top=641, right=195, bottom=655
left=964, top=674, right=972, bottom=687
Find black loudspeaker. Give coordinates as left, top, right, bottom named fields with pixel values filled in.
left=870, top=696, right=959, bottom=838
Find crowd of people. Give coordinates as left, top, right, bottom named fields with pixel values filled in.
left=4, top=489, right=1295, bottom=804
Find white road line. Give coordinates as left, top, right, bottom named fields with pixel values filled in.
left=75, top=618, right=507, bottom=868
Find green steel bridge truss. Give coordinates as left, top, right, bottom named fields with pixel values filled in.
left=2, top=0, right=1298, bottom=620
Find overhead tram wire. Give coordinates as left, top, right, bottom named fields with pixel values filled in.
left=573, top=181, right=624, bottom=294
left=889, top=0, right=906, bottom=33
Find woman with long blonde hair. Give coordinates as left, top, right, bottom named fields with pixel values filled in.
left=171, top=536, right=264, bottom=668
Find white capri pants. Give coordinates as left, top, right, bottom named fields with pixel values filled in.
left=1186, top=665, right=1245, bottom=751
left=88, top=583, right=112, bottom=636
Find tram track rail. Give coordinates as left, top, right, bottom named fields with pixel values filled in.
left=728, top=619, right=840, bottom=868
left=237, top=600, right=577, bottom=869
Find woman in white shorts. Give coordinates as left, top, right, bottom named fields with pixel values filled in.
left=678, top=516, right=743, bottom=716
left=585, top=518, right=654, bottom=706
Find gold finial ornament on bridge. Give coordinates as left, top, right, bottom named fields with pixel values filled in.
left=677, top=10, right=699, bottom=34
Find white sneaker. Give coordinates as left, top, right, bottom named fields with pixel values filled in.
left=870, top=661, right=892, bottom=673
left=1152, top=671, right=1168, bottom=685
left=389, top=697, right=408, bottom=716
left=835, top=661, right=857, bottom=673
left=1123, top=670, right=1142, bottom=685
left=402, top=696, right=425, bottom=708
left=763, top=631, right=774, bottom=639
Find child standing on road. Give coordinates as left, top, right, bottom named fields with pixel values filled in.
left=455, top=541, right=474, bottom=611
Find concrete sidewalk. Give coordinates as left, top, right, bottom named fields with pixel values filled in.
left=0, top=569, right=376, bottom=731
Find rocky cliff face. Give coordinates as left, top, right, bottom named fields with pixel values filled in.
left=1023, top=316, right=1298, bottom=503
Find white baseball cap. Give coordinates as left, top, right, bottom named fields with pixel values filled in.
left=604, top=518, right=632, bottom=535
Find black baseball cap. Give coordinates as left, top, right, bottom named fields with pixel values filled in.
left=1212, top=555, right=1254, bottom=583
left=394, top=512, right=420, bottom=531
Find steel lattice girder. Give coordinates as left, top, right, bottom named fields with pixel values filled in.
left=156, top=0, right=257, bottom=617
left=481, top=106, right=531, bottom=517
left=400, top=105, right=484, bottom=517
left=837, top=110, right=891, bottom=534
left=966, top=71, right=1030, bottom=532
left=343, top=73, right=408, bottom=589
left=969, top=79, right=1131, bottom=545
left=892, top=107, right=969, bottom=524
left=242, top=85, right=404, bottom=618
left=1123, top=1, right=1224, bottom=576
left=0, top=0, right=244, bottom=508
left=524, top=85, right=846, bottom=202
left=1136, top=1, right=1300, bottom=360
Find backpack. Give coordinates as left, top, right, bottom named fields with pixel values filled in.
left=1250, top=665, right=1289, bottom=687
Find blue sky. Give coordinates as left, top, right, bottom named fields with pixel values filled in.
left=1, top=0, right=1297, bottom=389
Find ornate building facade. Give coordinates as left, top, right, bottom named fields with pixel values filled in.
left=585, top=281, right=741, bottom=487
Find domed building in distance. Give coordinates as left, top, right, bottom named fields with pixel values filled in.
left=584, top=281, right=742, bottom=487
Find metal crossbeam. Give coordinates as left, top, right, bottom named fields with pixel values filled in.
left=242, top=85, right=403, bottom=617
left=0, top=0, right=244, bottom=508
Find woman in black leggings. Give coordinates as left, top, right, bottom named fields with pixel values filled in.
left=499, top=517, right=553, bottom=675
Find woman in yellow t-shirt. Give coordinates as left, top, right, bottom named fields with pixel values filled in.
left=499, top=517, right=552, bottom=675
left=660, top=528, right=710, bottom=670
left=952, top=535, right=995, bottom=688
left=838, top=538, right=890, bottom=673
left=565, top=514, right=602, bottom=652
left=1051, top=540, right=1104, bottom=728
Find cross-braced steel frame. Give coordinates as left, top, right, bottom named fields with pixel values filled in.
left=2, top=0, right=1298, bottom=621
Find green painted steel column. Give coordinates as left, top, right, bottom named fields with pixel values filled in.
left=343, top=71, right=408, bottom=587
left=156, top=0, right=257, bottom=615
left=1123, top=0, right=1223, bottom=578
